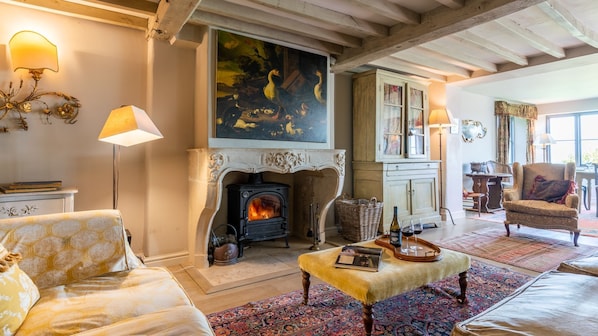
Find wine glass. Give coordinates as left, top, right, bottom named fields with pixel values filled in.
left=411, top=218, right=423, bottom=253
left=401, top=219, right=414, bottom=253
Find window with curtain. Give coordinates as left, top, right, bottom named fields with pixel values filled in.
left=547, top=112, right=598, bottom=165
left=508, top=116, right=528, bottom=164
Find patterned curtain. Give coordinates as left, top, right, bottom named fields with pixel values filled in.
left=527, top=119, right=536, bottom=163
left=496, top=115, right=510, bottom=164
left=495, top=101, right=538, bottom=164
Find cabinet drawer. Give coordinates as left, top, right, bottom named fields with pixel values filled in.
left=385, top=162, right=438, bottom=176
left=0, top=198, right=66, bottom=218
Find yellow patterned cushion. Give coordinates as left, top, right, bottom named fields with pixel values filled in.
left=0, top=243, right=40, bottom=335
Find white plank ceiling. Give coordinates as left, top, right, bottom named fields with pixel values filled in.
left=6, top=0, right=598, bottom=104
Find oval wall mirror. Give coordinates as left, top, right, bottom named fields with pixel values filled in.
left=461, top=120, right=487, bottom=143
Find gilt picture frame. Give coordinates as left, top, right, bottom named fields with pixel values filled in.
left=213, top=30, right=330, bottom=147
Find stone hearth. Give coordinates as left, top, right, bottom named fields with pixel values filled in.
left=188, top=148, right=345, bottom=269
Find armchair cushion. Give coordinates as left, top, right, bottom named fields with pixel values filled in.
left=528, top=175, right=575, bottom=204
left=504, top=200, right=578, bottom=217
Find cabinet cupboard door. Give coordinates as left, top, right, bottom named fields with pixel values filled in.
left=383, top=179, right=410, bottom=230
left=378, top=76, right=406, bottom=161
left=406, top=83, right=427, bottom=158
left=411, top=178, right=437, bottom=215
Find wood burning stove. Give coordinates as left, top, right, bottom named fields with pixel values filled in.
left=227, top=173, right=289, bottom=257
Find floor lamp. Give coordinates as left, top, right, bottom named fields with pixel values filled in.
left=98, top=105, right=163, bottom=210
left=535, top=133, right=556, bottom=163
left=429, top=108, right=456, bottom=225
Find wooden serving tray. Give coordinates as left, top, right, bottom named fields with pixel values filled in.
left=375, top=235, right=443, bottom=262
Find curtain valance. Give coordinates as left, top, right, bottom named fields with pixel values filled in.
left=495, top=101, right=538, bottom=120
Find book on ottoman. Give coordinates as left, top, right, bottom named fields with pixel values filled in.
left=334, top=245, right=383, bottom=272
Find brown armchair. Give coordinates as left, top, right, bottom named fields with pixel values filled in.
left=503, top=162, right=580, bottom=246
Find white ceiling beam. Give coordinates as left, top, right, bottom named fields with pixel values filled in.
left=369, top=57, right=447, bottom=82
left=456, top=30, right=528, bottom=65
left=199, top=0, right=361, bottom=47
left=148, top=0, right=201, bottom=40
left=187, top=11, right=343, bottom=55
left=409, top=46, right=480, bottom=71
left=496, top=17, right=566, bottom=58
left=538, top=0, right=598, bottom=49
left=242, top=0, right=388, bottom=37
left=433, top=0, right=465, bottom=9
left=422, top=41, right=498, bottom=72
left=5, top=0, right=149, bottom=30
left=393, top=49, right=472, bottom=78
left=352, top=0, right=420, bottom=24
left=332, top=0, right=546, bottom=73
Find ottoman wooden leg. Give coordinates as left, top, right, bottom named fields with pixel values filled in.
left=362, top=303, right=373, bottom=336
left=301, top=270, right=310, bottom=305
left=457, top=271, right=468, bottom=304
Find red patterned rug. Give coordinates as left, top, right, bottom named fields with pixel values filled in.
left=207, top=260, right=531, bottom=336
left=435, top=227, right=597, bottom=272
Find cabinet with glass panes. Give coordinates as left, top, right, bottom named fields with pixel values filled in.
left=352, top=69, right=439, bottom=231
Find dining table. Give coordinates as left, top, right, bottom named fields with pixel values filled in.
left=576, top=168, right=595, bottom=212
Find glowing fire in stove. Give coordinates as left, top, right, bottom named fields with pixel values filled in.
left=247, top=196, right=279, bottom=221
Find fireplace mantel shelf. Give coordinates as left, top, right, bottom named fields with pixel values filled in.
left=188, top=148, right=346, bottom=269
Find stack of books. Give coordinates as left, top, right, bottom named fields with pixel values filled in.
left=0, top=181, right=62, bottom=194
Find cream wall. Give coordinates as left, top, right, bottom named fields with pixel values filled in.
left=0, top=3, right=194, bottom=262
left=0, top=3, right=352, bottom=265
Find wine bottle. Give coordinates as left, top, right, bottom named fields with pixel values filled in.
left=389, top=206, right=401, bottom=247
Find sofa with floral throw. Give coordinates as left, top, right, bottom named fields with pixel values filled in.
left=0, top=209, right=215, bottom=336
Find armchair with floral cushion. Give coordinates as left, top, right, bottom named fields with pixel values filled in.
left=503, top=162, right=580, bottom=246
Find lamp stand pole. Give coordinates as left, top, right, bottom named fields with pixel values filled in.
left=112, top=144, right=120, bottom=210
left=438, top=127, right=455, bottom=225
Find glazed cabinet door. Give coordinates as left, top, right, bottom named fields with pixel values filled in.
left=377, top=75, right=406, bottom=162
left=405, top=82, right=428, bottom=158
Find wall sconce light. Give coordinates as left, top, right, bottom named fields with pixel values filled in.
left=0, top=30, right=81, bottom=132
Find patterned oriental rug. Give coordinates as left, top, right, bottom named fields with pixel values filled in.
left=207, top=260, right=531, bottom=336
left=435, top=227, right=597, bottom=272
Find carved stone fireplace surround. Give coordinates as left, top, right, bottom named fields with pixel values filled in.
left=188, top=148, right=345, bottom=269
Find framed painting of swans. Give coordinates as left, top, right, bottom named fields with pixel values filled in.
left=213, top=29, right=330, bottom=147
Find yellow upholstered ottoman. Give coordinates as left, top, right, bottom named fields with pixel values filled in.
left=298, top=240, right=470, bottom=336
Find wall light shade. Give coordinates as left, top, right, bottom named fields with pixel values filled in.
left=9, top=31, right=58, bottom=72
left=98, top=105, right=163, bottom=147
left=428, top=108, right=455, bottom=128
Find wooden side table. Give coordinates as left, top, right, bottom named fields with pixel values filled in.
left=0, top=188, right=78, bottom=218
left=465, top=173, right=511, bottom=213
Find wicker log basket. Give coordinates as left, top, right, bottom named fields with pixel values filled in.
left=335, top=195, right=383, bottom=242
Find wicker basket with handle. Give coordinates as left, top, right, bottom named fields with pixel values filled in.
left=335, top=196, right=383, bottom=242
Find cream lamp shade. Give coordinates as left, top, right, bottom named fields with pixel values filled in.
left=535, top=133, right=556, bottom=146
left=98, top=105, right=163, bottom=147
left=428, top=108, right=455, bottom=128
left=9, top=31, right=59, bottom=72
